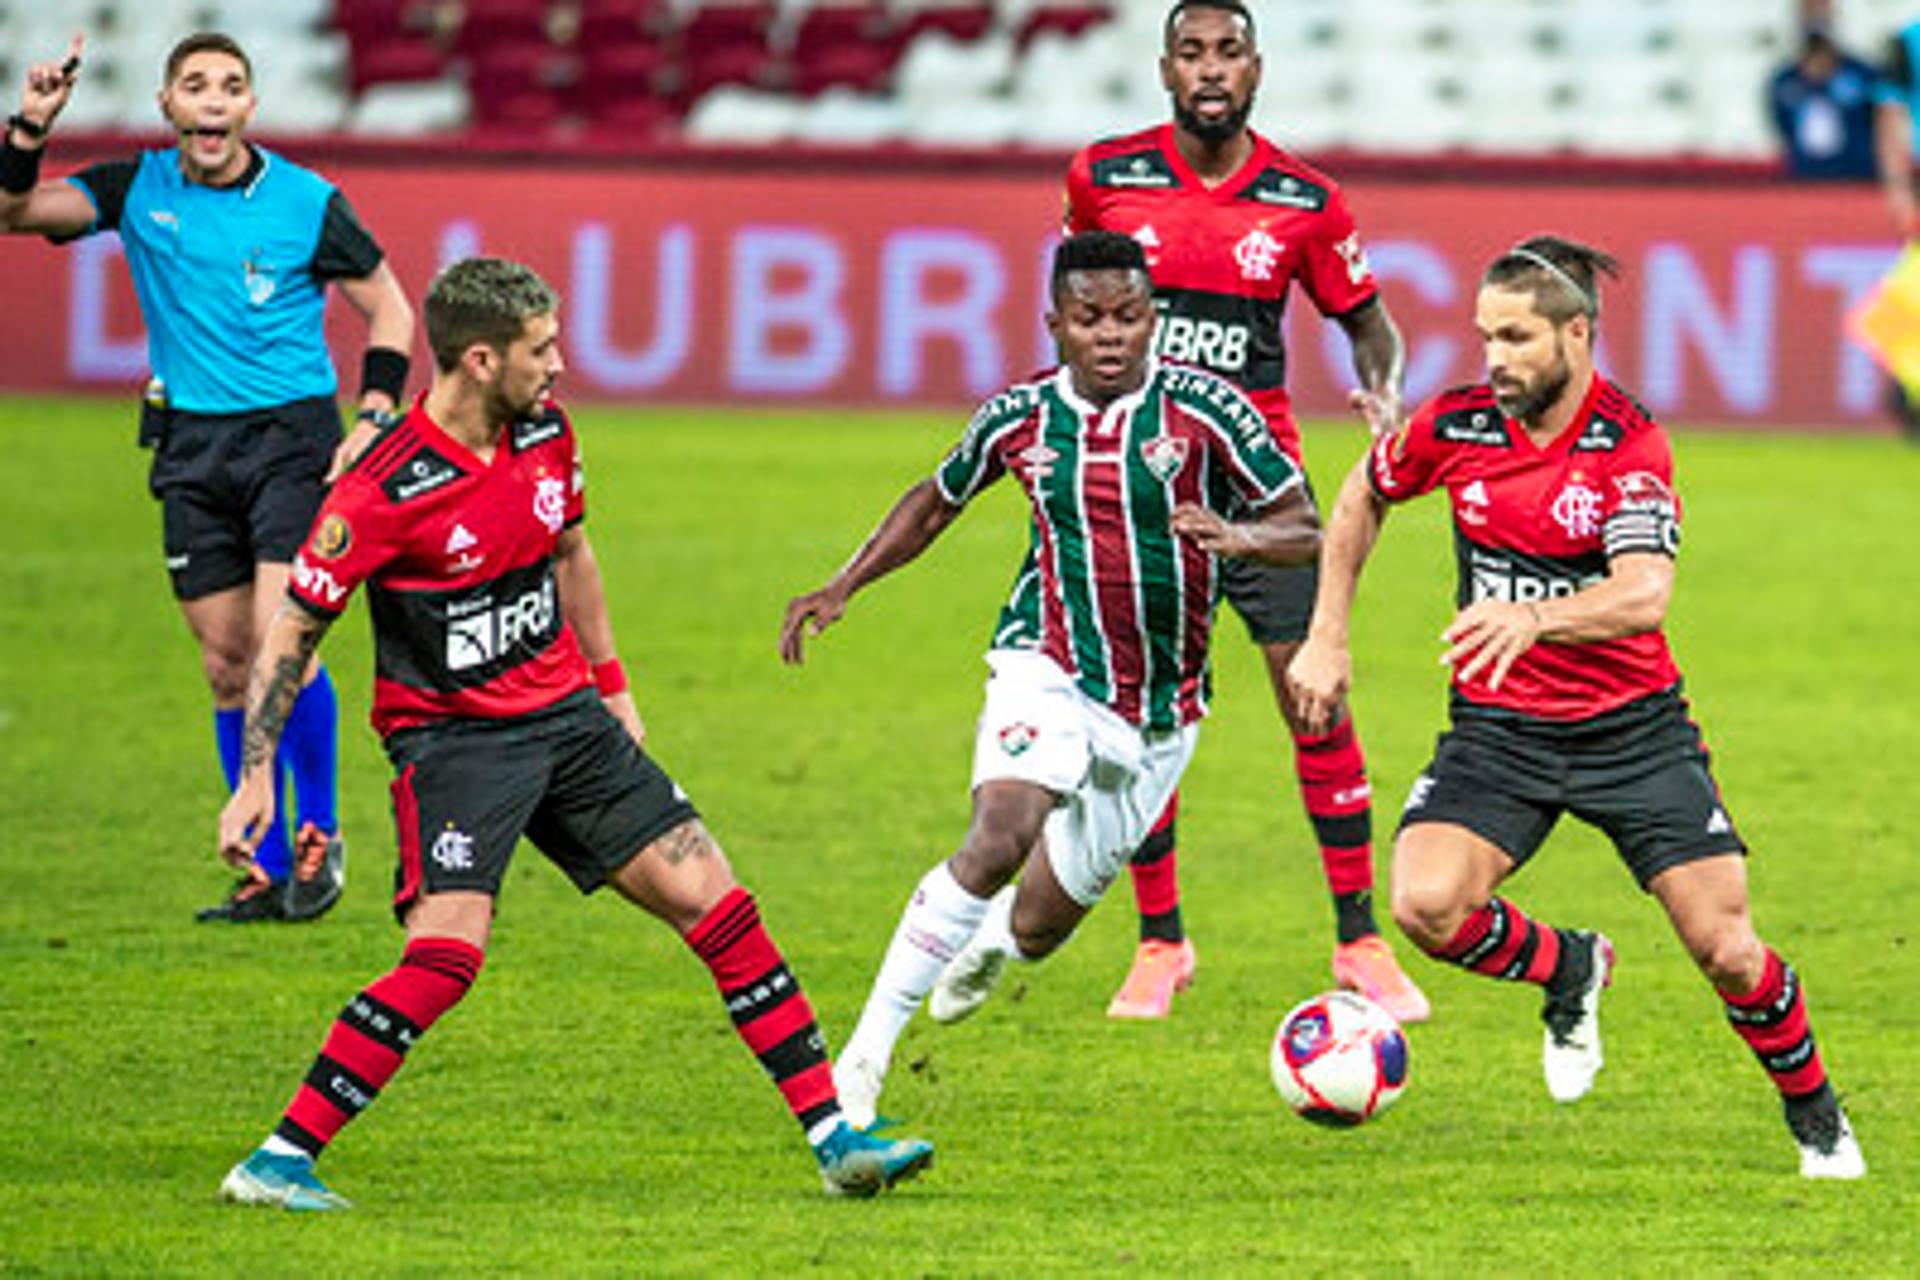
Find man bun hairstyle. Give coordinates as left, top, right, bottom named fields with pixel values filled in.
left=1484, top=235, right=1621, bottom=327
left=425, top=257, right=560, bottom=373
left=1051, top=229, right=1151, bottom=299
left=164, top=32, right=252, bottom=86
left=1165, top=0, right=1257, bottom=46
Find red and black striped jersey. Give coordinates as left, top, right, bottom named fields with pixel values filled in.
left=1064, top=124, right=1379, bottom=462
left=1366, top=375, right=1684, bottom=721
left=288, top=395, right=590, bottom=736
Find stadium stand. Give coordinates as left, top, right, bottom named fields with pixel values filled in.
left=7, top=0, right=1920, bottom=157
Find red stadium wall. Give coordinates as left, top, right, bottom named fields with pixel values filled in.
left=0, top=148, right=1896, bottom=430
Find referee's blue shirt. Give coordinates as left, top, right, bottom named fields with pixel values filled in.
left=61, top=147, right=382, bottom=415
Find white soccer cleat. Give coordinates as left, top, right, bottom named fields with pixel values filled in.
left=1541, top=932, right=1614, bottom=1104
left=929, top=933, right=1012, bottom=1025
left=832, top=1050, right=888, bottom=1132
left=1788, top=1088, right=1867, bottom=1180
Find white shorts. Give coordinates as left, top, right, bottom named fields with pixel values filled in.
left=970, top=649, right=1198, bottom=907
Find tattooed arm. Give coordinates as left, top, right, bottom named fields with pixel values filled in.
left=217, top=603, right=333, bottom=870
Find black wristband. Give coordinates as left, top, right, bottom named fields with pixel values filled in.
left=359, top=346, right=409, bottom=403
left=7, top=113, right=48, bottom=140
left=1, top=131, right=45, bottom=195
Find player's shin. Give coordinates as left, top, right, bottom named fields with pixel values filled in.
left=1293, top=719, right=1377, bottom=941
left=844, top=863, right=993, bottom=1069
left=271, top=937, right=483, bottom=1159
left=683, top=887, right=842, bottom=1142
left=1128, top=797, right=1183, bottom=943
left=282, top=665, right=339, bottom=837
left=1720, top=948, right=1827, bottom=1099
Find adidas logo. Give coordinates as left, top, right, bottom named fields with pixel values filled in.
left=445, top=523, right=478, bottom=555
left=1706, top=808, right=1732, bottom=835
left=1461, top=480, right=1489, bottom=505
left=1134, top=224, right=1161, bottom=248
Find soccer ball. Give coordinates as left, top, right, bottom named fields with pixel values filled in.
left=1270, top=990, right=1410, bottom=1126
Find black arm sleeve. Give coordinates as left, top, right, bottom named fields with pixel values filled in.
left=48, top=158, right=139, bottom=241
left=311, top=190, right=385, bottom=281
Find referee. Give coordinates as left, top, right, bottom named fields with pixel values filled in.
left=1, top=32, right=416, bottom=921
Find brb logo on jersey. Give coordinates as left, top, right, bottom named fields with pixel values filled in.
left=445, top=578, right=557, bottom=672
left=1157, top=316, right=1250, bottom=374
left=1233, top=228, right=1282, bottom=282
left=533, top=475, right=567, bottom=534
left=1550, top=482, right=1604, bottom=539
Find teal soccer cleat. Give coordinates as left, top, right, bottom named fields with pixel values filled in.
left=815, top=1121, right=934, bottom=1198
left=219, top=1148, right=352, bottom=1211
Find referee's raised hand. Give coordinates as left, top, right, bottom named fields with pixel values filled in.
left=17, top=33, right=84, bottom=132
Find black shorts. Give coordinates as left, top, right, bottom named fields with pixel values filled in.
left=1396, top=685, right=1746, bottom=889
left=382, top=691, right=701, bottom=922
left=1221, top=556, right=1318, bottom=646
left=145, top=396, right=340, bottom=600
left=1222, top=473, right=1321, bottom=646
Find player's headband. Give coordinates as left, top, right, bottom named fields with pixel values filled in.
left=1504, top=248, right=1595, bottom=317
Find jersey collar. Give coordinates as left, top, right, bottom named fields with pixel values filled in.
left=1051, top=356, right=1160, bottom=426
left=1155, top=122, right=1272, bottom=197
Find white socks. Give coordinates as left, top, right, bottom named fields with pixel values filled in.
left=973, top=883, right=1020, bottom=960
left=842, top=862, right=991, bottom=1069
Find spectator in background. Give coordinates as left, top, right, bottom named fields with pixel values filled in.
left=1769, top=15, right=1878, bottom=181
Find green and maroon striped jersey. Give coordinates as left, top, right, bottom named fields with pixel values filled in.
left=936, top=360, right=1302, bottom=732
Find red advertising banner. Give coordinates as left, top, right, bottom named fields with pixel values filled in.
left=0, top=151, right=1896, bottom=430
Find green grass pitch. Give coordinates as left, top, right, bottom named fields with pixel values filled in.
left=1, top=397, right=1915, bottom=1273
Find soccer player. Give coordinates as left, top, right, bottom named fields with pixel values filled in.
left=214, top=257, right=933, bottom=1209
left=780, top=232, right=1321, bottom=1128
left=1053, top=0, right=1426, bottom=1020
left=1287, top=236, right=1866, bottom=1179
left=0, top=32, right=416, bottom=921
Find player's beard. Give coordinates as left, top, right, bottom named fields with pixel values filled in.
left=1494, top=342, right=1572, bottom=426
left=1173, top=91, right=1254, bottom=146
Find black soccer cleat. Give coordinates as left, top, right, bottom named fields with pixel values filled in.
left=284, top=823, right=346, bottom=922
left=196, top=875, right=287, bottom=923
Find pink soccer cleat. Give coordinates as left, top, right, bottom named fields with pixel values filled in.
left=1106, top=939, right=1197, bottom=1020
left=1332, top=935, right=1432, bottom=1025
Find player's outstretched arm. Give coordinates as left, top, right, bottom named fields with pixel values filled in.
left=0, top=34, right=97, bottom=238
left=1288, top=457, right=1390, bottom=736
left=554, top=525, right=646, bottom=746
left=779, top=477, right=962, bottom=666
left=218, top=603, right=333, bottom=869
left=1169, top=485, right=1320, bottom=567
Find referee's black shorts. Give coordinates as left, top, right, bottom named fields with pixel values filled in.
left=382, top=691, right=701, bottom=924
left=145, top=395, right=340, bottom=600
left=1396, top=685, right=1746, bottom=889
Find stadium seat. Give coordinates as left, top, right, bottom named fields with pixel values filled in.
left=1014, top=3, right=1114, bottom=50
left=577, top=0, right=673, bottom=47
left=792, top=87, right=907, bottom=145
left=467, top=44, right=577, bottom=130
left=790, top=5, right=904, bottom=96
left=893, top=29, right=1015, bottom=113
left=684, top=85, right=802, bottom=144
left=453, top=0, right=555, bottom=58
left=578, top=36, right=671, bottom=112
left=348, top=78, right=471, bottom=134
left=896, top=2, right=995, bottom=46
left=677, top=3, right=778, bottom=101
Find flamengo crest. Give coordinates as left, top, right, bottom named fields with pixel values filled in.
left=1140, top=435, right=1189, bottom=483
left=1550, top=482, right=1604, bottom=538
left=1233, top=228, right=1282, bottom=282
left=533, top=475, right=566, bottom=533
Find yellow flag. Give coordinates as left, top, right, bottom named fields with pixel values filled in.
left=1848, top=243, right=1920, bottom=399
